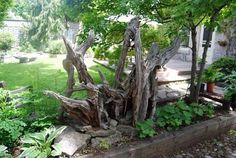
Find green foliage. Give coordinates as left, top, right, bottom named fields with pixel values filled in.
left=211, top=57, right=236, bottom=77
left=202, top=66, right=219, bottom=83
left=136, top=119, right=155, bottom=138
left=98, top=139, right=110, bottom=150
left=0, top=0, right=12, bottom=25
left=46, top=40, right=66, bottom=55
left=0, top=89, right=27, bottom=147
left=0, top=119, right=26, bottom=147
left=156, top=100, right=214, bottom=130
left=223, top=71, right=236, bottom=101
left=19, top=29, right=36, bottom=52
left=0, top=32, right=14, bottom=52
left=141, top=26, right=170, bottom=52
left=0, top=145, right=12, bottom=158
left=18, top=126, right=66, bottom=158
left=14, top=0, right=65, bottom=50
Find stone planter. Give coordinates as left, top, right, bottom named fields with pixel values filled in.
left=80, top=112, right=236, bottom=158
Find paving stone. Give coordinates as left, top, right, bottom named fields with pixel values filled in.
left=55, top=126, right=91, bottom=156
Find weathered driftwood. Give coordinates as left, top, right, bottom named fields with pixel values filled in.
left=45, top=17, right=180, bottom=127
left=11, top=85, right=32, bottom=94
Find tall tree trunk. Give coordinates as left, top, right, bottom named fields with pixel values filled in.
left=189, top=27, right=198, bottom=102
left=195, top=31, right=213, bottom=102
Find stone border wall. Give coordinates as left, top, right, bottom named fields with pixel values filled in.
left=79, top=112, right=236, bottom=158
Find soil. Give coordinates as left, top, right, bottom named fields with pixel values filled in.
left=170, top=130, right=236, bottom=158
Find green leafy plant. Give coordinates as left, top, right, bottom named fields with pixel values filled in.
left=0, top=32, right=14, bottom=52
left=190, top=103, right=214, bottom=117
left=20, top=41, right=36, bottom=53
left=18, top=126, right=66, bottom=158
left=136, top=119, right=155, bottom=138
left=0, top=145, right=12, bottom=158
left=223, top=71, right=236, bottom=101
left=98, top=139, right=110, bottom=150
left=0, top=89, right=27, bottom=147
left=156, top=100, right=214, bottom=130
left=211, top=57, right=236, bottom=77
left=0, top=119, right=26, bottom=147
left=46, top=40, right=66, bottom=55
left=202, top=66, right=219, bottom=83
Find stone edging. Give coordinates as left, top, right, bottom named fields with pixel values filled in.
left=78, top=112, right=236, bottom=158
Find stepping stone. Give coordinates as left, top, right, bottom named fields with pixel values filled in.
left=55, top=126, right=91, bottom=156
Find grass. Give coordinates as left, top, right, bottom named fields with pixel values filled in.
left=0, top=54, right=115, bottom=120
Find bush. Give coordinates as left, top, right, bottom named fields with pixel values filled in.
left=211, top=57, right=236, bottom=77
left=46, top=40, right=66, bottom=55
left=20, top=41, right=36, bottom=53
left=223, top=71, right=236, bottom=101
left=155, top=100, right=214, bottom=130
left=202, top=66, right=219, bottom=83
left=0, top=32, right=14, bottom=51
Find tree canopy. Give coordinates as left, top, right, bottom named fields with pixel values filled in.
left=0, top=0, right=12, bottom=25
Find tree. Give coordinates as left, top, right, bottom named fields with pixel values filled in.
left=162, top=0, right=234, bottom=103
left=195, top=1, right=234, bottom=103
left=0, top=0, right=12, bottom=25
left=13, top=0, right=65, bottom=49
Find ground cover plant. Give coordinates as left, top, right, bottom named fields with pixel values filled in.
left=136, top=99, right=215, bottom=138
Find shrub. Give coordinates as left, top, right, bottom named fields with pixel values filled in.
left=136, top=119, right=155, bottom=138
left=223, top=71, right=236, bottom=101
left=0, top=32, right=14, bottom=51
left=46, top=40, right=66, bottom=55
left=155, top=100, right=214, bottom=130
left=211, top=57, right=236, bottom=77
left=18, top=126, right=66, bottom=158
left=202, top=66, right=219, bottom=83
left=20, top=41, right=36, bottom=53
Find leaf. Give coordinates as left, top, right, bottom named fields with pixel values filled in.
left=37, top=152, right=48, bottom=158
left=17, top=146, right=38, bottom=158
left=0, top=145, right=7, bottom=152
left=47, top=126, right=66, bottom=144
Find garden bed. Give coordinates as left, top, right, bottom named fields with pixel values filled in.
left=76, top=112, right=236, bottom=158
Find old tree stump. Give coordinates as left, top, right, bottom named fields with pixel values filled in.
left=45, top=17, right=180, bottom=128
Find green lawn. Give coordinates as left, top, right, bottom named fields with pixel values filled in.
left=0, top=54, right=115, bottom=119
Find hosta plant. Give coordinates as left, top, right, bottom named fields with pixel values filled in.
left=17, top=126, right=66, bottom=158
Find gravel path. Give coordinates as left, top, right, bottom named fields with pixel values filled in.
left=172, top=130, right=236, bottom=158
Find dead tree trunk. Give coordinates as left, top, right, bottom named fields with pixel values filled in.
left=45, top=17, right=180, bottom=128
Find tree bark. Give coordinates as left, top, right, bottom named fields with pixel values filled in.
left=189, top=27, right=198, bottom=102
left=195, top=30, right=213, bottom=102
left=113, top=17, right=140, bottom=88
